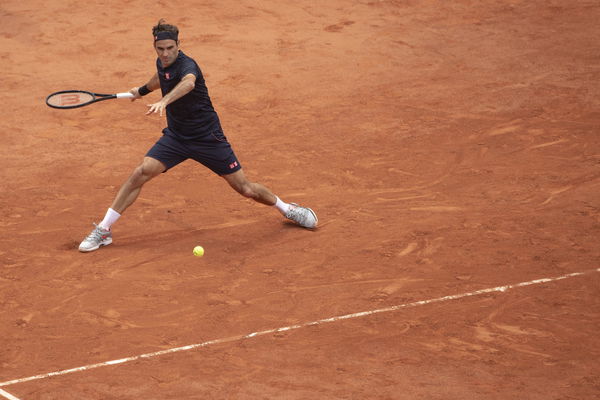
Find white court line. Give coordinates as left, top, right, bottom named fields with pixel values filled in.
left=0, top=388, right=21, bottom=400
left=0, top=267, right=598, bottom=389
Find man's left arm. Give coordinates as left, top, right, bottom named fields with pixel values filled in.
left=146, top=73, right=196, bottom=116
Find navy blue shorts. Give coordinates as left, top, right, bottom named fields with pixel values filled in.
left=146, top=129, right=242, bottom=175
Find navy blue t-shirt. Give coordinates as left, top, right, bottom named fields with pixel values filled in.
left=157, top=51, right=221, bottom=139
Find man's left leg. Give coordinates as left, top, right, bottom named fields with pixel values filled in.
left=221, top=169, right=318, bottom=228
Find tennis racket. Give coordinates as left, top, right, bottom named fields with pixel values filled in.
left=46, top=90, right=135, bottom=109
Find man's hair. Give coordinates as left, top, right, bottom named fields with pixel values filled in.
left=152, top=19, right=179, bottom=37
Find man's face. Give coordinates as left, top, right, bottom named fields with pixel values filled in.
left=154, top=39, right=179, bottom=68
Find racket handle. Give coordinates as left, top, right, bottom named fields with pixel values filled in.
left=116, top=92, right=135, bottom=99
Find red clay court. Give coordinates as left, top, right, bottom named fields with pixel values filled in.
left=1, top=1, right=599, bottom=399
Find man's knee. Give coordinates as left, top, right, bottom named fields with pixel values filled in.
left=142, top=157, right=166, bottom=175
left=130, top=159, right=164, bottom=184
left=237, top=182, right=257, bottom=199
left=223, top=170, right=259, bottom=199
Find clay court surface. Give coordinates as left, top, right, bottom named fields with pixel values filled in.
left=1, top=0, right=599, bottom=399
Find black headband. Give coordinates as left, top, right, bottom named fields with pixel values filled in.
left=154, top=31, right=178, bottom=42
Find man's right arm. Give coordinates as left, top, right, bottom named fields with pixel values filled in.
left=129, top=73, right=159, bottom=100
left=145, top=73, right=160, bottom=91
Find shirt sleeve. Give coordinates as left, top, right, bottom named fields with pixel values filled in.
left=180, top=57, right=200, bottom=78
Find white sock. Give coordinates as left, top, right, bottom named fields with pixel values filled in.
left=274, top=196, right=291, bottom=215
left=99, top=208, right=121, bottom=230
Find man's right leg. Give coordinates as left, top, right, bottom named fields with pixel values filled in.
left=110, top=157, right=166, bottom=214
left=79, top=157, right=166, bottom=252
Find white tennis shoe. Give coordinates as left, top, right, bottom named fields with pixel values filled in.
left=79, top=223, right=112, bottom=252
left=285, top=203, right=318, bottom=229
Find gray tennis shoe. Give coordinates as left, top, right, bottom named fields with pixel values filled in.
left=79, top=223, right=112, bottom=252
left=285, top=203, right=318, bottom=229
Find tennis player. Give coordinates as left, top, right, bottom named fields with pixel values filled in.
left=79, top=19, right=317, bottom=252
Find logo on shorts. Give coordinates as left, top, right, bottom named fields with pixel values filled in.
left=229, top=161, right=239, bottom=169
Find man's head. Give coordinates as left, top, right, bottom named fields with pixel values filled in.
left=153, top=19, right=179, bottom=68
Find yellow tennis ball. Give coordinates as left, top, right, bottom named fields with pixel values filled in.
left=193, top=246, right=204, bottom=257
